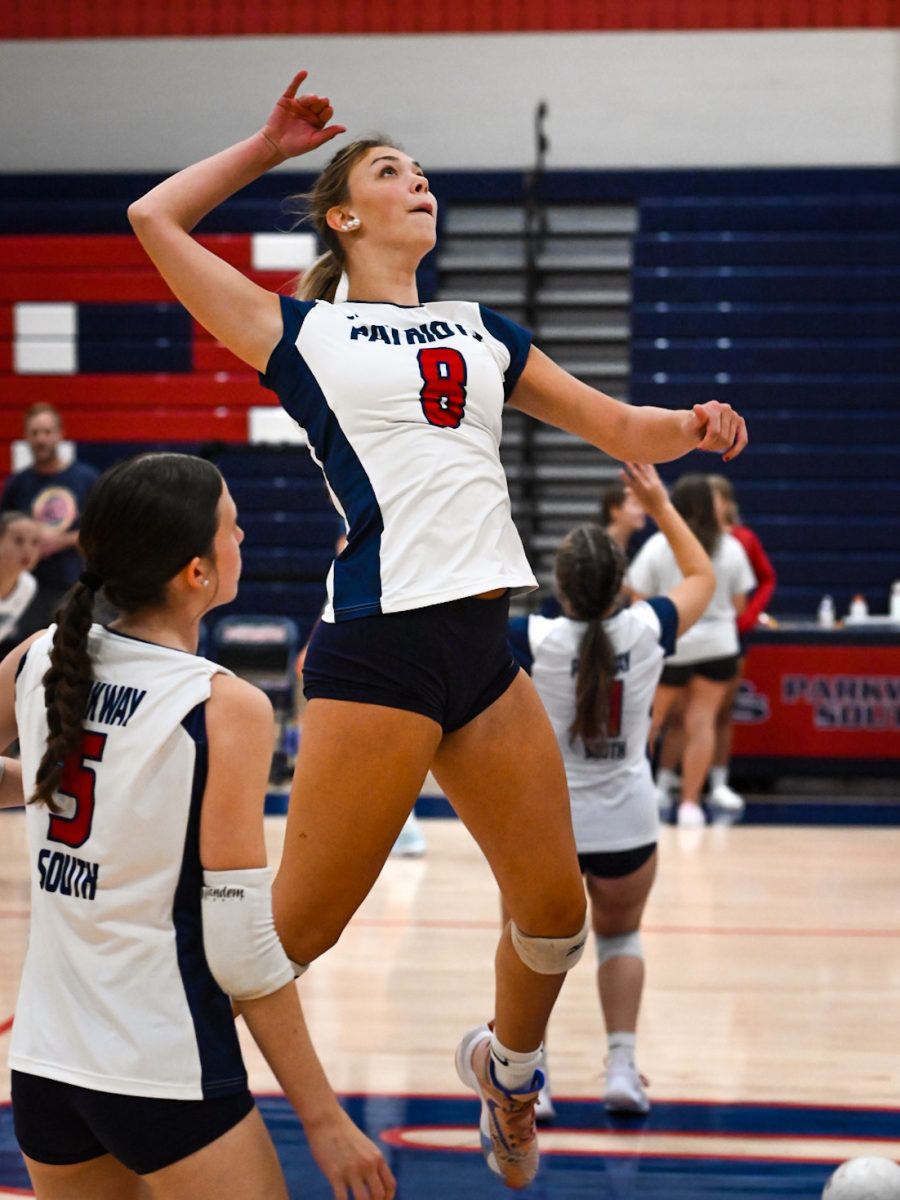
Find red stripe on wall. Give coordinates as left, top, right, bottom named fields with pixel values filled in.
left=0, top=235, right=253, bottom=270
left=0, top=375, right=261, bottom=409
left=0, top=269, right=295, bottom=304
left=191, top=341, right=250, bottom=373
left=0, top=407, right=250, bottom=442
left=1, top=0, right=898, bottom=35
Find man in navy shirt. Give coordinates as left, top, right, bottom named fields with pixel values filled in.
left=0, top=403, right=98, bottom=624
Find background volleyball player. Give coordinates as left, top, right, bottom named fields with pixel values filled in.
left=509, top=463, right=715, bottom=1115
left=126, top=69, right=747, bottom=1189
left=0, top=454, right=393, bottom=1200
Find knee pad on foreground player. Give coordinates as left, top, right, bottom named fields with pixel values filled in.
left=202, top=867, right=306, bottom=1001
left=595, top=930, right=643, bottom=966
left=510, top=913, right=590, bottom=975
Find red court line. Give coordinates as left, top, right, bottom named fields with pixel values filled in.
left=0, top=908, right=895, bottom=939
left=0, top=1015, right=14, bottom=1036
left=349, top=916, right=900, bottom=939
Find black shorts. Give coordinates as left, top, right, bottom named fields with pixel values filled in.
left=660, top=654, right=740, bottom=687
left=11, top=1070, right=254, bottom=1176
left=578, top=842, right=657, bottom=879
left=303, top=592, right=520, bottom=732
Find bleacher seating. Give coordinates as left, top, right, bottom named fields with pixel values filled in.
left=2, top=166, right=899, bottom=621
left=630, top=173, right=900, bottom=618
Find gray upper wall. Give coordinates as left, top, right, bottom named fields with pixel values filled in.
left=1, top=30, right=898, bottom=172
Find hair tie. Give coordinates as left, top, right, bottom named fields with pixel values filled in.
left=79, top=571, right=103, bottom=594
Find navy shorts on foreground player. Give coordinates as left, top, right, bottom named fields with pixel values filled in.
left=304, top=592, right=517, bottom=730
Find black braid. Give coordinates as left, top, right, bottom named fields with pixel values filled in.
left=30, top=582, right=96, bottom=808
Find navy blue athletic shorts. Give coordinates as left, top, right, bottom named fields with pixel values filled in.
left=303, top=591, right=520, bottom=732
left=660, top=654, right=740, bottom=687
left=11, top=1070, right=254, bottom=1176
left=578, top=842, right=657, bottom=879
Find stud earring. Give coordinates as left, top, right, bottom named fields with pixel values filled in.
left=342, top=217, right=360, bottom=231
left=202, top=579, right=210, bottom=587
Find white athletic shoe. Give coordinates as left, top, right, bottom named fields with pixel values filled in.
left=389, top=812, right=427, bottom=858
left=677, top=800, right=706, bottom=828
left=709, top=782, right=745, bottom=815
left=604, top=1054, right=651, bottom=1115
left=535, top=1081, right=556, bottom=1123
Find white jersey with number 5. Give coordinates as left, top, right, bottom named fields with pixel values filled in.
left=259, top=296, right=538, bottom=622
left=10, top=625, right=246, bottom=1101
left=518, top=598, right=677, bottom=853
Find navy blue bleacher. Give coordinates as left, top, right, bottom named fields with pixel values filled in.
left=629, top=172, right=900, bottom=619
left=77, top=440, right=339, bottom=645
left=7, top=165, right=900, bottom=623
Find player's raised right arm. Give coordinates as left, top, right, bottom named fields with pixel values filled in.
left=127, top=71, right=345, bottom=373
left=623, top=463, right=715, bottom=636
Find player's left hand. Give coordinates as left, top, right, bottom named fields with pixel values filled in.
left=261, top=70, right=346, bottom=159
left=306, top=1106, right=397, bottom=1200
left=690, top=400, right=748, bottom=461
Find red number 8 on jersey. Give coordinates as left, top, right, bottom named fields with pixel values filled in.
left=417, top=347, right=468, bottom=429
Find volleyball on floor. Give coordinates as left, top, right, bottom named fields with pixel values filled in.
left=822, top=1156, right=900, bottom=1198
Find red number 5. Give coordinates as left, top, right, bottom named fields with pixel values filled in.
left=418, top=347, right=468, bottom=429
left=47, top=731, right=108, bottom=850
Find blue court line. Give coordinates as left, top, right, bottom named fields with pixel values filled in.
left=4, top=1094, right=893, bottom=1198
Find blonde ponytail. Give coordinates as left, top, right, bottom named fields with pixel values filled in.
left=295, top=251, right=343, bottom=302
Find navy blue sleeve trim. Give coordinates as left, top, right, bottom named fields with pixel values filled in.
left=479, top=305, right=533, bottom=401
left=14, top=647, right=29, bottom=682
left=647, top=596, right=679, bottom=657
left=258, top=296, right=316, bottom=392
left=507, top=616, right=534, bottom=674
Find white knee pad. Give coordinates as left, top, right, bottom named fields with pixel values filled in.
left=595, top=930, right=643, bottom=966
left=510, top=914, right=589, bottom=975
left=202, top=867, right=301, bottom=1000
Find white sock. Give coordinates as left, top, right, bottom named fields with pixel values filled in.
left=490, top=1036, right=543, bottom=1093
left=709, top=765, right=728, bottom=791
left=656, top=767, right=679, bottom=796
left=608, top=1031, right=637, bottom=1063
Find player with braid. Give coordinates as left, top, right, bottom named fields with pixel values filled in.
left=0, top=453, right=393, bottom=1200
left=508, top=464, right=715, bottom=1114
left=127, top=70, right=747, bottom=1188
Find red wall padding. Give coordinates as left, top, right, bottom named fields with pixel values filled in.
left=2, top=0, right=898, bottom=36
left=0, top=236, right=295, bottom=303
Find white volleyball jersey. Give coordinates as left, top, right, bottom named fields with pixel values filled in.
left=627, top=531, right=756, bottom=665
left=260, top=297, right=538, bottom=622
left=513, top=599, right=677, bottom=853
left=10, top=626, right=246, bottom=1101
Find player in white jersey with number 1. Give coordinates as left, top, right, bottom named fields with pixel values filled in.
left=0, top=454, right=392, bottom=1200
left=128, top=70, right=747, bottom=1189
left=509, top=464, right=715, bottom=1115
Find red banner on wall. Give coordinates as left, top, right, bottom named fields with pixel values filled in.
left=732, top=643, right=900, bottom=761
left=2, top=0, right=899, bottom=37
